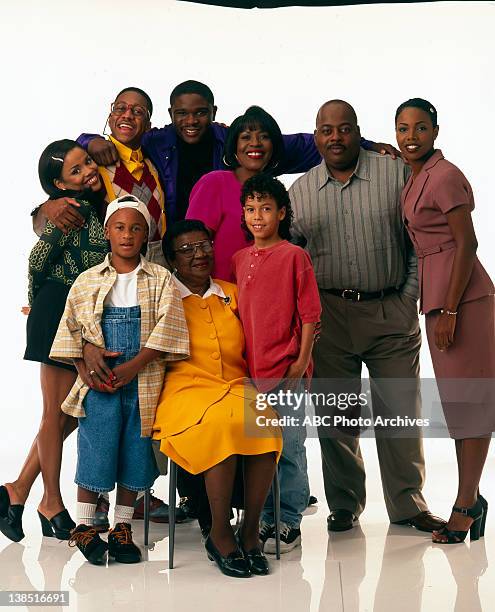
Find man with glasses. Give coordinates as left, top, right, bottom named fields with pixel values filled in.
left=33, top=87, right=167, bottom=264
left=32, top=87, right=180, bottom=528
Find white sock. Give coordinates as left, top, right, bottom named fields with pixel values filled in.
left=77, top=502, right=97, bottom=526
left=113, top=504, right=134, bottom=526
left=135, top=491, right=145, bottom=501
left=101, top=491, right=110, bottom=501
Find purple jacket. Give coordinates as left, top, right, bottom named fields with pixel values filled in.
left=78, top=124, right=371, bottom=223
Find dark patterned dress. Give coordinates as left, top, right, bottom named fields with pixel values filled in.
left=25, top=199, right=108, bottom=369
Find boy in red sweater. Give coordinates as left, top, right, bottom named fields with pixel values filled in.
left=232, top=174, right=321, bottom=553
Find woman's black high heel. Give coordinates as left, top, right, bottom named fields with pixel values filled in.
left=0, top=485, right=25, bottom=543
left=432, top=498, right=484, bottom=544
left=478, top=493, right=488, bottom=537
left=38, top=509, right=76, bottom=540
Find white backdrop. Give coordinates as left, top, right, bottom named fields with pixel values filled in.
left=1, top=0, right=494, bottom=470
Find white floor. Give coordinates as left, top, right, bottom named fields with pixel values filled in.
left=1, top=437, right=494, bottom=612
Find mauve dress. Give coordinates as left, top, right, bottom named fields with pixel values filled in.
left=401, top=150, right=495, bottom=438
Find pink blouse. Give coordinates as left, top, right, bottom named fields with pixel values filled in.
left=187, top=170, right=252, bottom=282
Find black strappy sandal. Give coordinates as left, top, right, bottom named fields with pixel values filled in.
left=432, top=498, right=484, bottom=544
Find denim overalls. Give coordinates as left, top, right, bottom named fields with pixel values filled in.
left=75, top=306, right=159, bottom=493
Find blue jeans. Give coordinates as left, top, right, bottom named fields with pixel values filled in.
left=75, top=306, right=159, bottom=493
left=262, top=385, right=310, bottom=528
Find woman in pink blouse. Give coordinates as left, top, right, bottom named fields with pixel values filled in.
left=186, top=106, right=285, bottom=281
left=395, top=98, right=494, bottom=544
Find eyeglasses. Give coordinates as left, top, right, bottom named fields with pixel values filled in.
left=110, top=102, right=149, bottom=118
left=174, top=239, right=214, bottom=258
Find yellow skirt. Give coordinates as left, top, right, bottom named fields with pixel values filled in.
left=155, top=394, right=283, bottom=475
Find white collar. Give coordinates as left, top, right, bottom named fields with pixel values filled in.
left=173, top=274, right=226, bottom=299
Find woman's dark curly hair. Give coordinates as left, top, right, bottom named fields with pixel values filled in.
left=223, top=106, right=285, bottom=174
left=162, top=219, right=211, bottom=265
left=240, top=173, right=293, bottom=241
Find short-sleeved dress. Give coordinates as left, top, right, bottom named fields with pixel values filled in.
left=401, top=150, right=495, bottom=437
left=186, top=171, right=252, bottom=282
left=152, top=278, right=282, bottom=474
left=25, top=197, right=108, bottom=371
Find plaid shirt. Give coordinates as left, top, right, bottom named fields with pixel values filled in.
left=50, top=254, right=189, bottom=436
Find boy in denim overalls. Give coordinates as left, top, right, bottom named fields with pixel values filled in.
left=50, top=195, right=189, bottom=565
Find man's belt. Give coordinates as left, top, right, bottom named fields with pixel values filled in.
left=322, top=287, right=398, bottom=302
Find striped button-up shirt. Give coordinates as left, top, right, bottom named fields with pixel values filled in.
left=50, top=254, right=189, bottom=436
left=289, top=150, right=418, bottom=297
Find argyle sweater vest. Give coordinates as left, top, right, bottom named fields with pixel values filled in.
left=99, top=159, right=166, bottom=241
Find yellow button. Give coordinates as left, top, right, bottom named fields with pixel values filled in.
left=222, top=384, right=230, bottom=391
left=205, top=318, right=212, bottom=324
left=199, top=302, right=208, bottom=309
left=209, top=332, right=216, bottom=339
left=210, top=352, right=220, bottom=360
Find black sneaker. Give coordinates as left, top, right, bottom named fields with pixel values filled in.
left=68, top=524, right=108, bottom=565
left=178, top=496, right=198, bottom=520
left=259, top=521, right=274, bottom=547
left=264, top=522, right=301, bottom=554
left=108, top=523, right=142, bottom=564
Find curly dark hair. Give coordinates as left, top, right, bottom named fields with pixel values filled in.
left=223, top=106, right=285, bottom=174
left=240, top=173, right=293, bottom=241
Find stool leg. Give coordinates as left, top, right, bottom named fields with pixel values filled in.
left=144, top=488, right=150, bottom=547
left=169, top=461, right=177, bottom=569
left=273, top=469, right=281, bottom=560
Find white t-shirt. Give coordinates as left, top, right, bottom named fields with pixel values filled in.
left=104, top=264, right=141, bottom=307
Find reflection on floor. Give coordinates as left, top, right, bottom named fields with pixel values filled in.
left=0, top=438, right=493, bottom=611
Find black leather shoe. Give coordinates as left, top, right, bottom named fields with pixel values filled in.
left=132, top=493, right=187, bottom=523
left=236, top=533, right=269, bottom=576
left=0, top=486, right=25, bottom=542
left=205, top=535, right=251, bottom=578
left=38, top=509, right=76, bottom=540
left=327, top=509, right=356, bottom=532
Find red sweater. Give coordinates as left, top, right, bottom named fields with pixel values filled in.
left=232, top=240, right=321, bottom=389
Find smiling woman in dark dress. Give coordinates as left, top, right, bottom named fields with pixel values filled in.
left=0, top=140, right=107, bottom=543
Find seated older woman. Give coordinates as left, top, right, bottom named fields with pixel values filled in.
left=152, top=220, right=282, bottom=578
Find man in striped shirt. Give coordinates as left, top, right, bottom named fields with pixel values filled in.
left=289, top=100, right=445, bottom=534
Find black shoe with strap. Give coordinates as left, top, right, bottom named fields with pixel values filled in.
left=205, top=535, right=251, bottom=578
left=108, top=523, right=142, bottom=563
left=236, top=532, right=269, bottom=576
left=68, top=525, right=108, bottom=565
left=432, top=498, right=485, bottom=544
left=38, top=509, right=76, bottom=540
left=478, top=493, right=488, bottom=537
